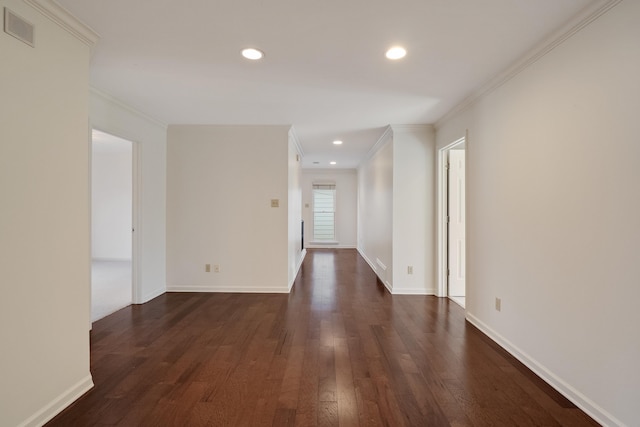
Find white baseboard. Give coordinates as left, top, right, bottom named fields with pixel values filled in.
left=167, top=285, right=291, bottom=294
left=357, top=247, right=392, bottom=293
left=137, top=286, right=165, bottom=304
left=306, top=244, right=356, bottom=249
left=356, top=247, right=373, bottom=268
left=288, top=249, right=307, bottom=291
left=391, top=287, right=437, bottom=295
left=466, top=313, right=623, bottom=427
left=169, top=250, right=307, bottom=295
left=18, top=375, right=94, bottom=427
left=380, top=279, right=392, bottom=293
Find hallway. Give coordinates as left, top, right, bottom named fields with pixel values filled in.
left=48, top=249, right=597, bottom=426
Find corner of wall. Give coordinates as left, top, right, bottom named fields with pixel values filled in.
left=17, top=376, right=94, bottom=427
left=90, top=89, right=168, bottom=304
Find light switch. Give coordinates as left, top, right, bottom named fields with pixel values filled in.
left=271, top=199, right=279, bottom=208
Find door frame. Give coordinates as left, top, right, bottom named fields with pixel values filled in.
left=436, top=136, right=466, bottom=298
left=90, top=127, right=141, bottom=305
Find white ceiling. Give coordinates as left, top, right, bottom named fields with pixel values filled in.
left=58, top=0, right=595, bottom=168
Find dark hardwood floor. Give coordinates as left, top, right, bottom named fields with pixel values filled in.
left=48, top=249, right=598, bottom=426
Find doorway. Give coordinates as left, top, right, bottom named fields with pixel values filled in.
left=91, top=129, right=135, bottom=321
left=437, top=137, right=466, bottom=308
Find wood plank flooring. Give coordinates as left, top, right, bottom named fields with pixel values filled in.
left=47, top=249, right=599, bottom=426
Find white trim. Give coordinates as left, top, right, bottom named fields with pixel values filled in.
left=466, top=313, right=624, bottom=427
left=449, top=296, right=465, bottom=308
left=357, top=247, right=375, bottom=271
left=139, top=286, right=165, bottom=303
left=306, top=244, right=355, bottom=249
left=357, top=247, right=392, bottom=293
left=288, top=248, right=307, bottom=291
left=435, top=0, right=623, bottom=129
left=437, top=136, right=466, bottom=298
left=288, top=126, right=305, bottom=158
left=131, top=141, right=142, bottom=304
left=389, top=124, right=434, bottom=134
left=17, top=375, right=94, bottom=427
left=23, top=0, right=99, bottom=47
left=167, top=286, right=291, bottom=294
left=90, top=87, right=167, bottom=129
left=391, top=287, right=437, bottom=295
left=359, top=125, right=393, bottom=166
left=87, top=123, right=93, bottom=331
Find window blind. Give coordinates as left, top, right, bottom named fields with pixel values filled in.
left=312, top=184, right=336, bottom=241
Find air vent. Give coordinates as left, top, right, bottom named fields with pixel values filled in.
left=4, top=8, right=34, bottom=47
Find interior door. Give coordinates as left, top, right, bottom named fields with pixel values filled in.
left=448, top=149, right=466, bottom=297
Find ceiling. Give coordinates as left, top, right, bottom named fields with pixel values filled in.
left=58, top=0, right=595, bottom=168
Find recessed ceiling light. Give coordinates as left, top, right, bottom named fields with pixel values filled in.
left=330, top=161, right=337, bottom=165
left=313, top=161, right=320, bottom=164
left=333, top=140, right=343, bottom=145
left=241, top=48, right=264, bottom=60
left=385, top=46, right=406, bottom=60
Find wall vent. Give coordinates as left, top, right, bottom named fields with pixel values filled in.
left=4, top=8, right=34, bottom=47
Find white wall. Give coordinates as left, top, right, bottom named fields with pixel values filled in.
left=91, top=137, right=132, bottom=260
left=435, top=2, right=639, bottom=425
left=288, top=130, right=305, bottom=288
left=392, top=125, right=435, bottom=294
left=302, top=168, right=357, bottom=248
left=357, top=126, right=436, bottom=294
left=90, top=90, right=167, bottom=303
left=357, top=130, right=393, bottom=288
left=167, top=125, right=291, bottom=292
left=0, top=1, right=96, bottom=425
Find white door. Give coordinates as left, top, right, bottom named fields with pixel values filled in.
left=448, top=150, right=466, bottom=297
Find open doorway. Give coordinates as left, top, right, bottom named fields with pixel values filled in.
left=91, top=129, right=134, bottom=321
left=437, top=137, right=466, bottom=308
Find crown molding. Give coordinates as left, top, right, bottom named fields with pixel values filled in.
left=358, top=125, right=393, bottom=168
left=435, top=0, right=623, bottom=130
left=90, top=87, right=168, bottom=129
left=24, top=0, right=99, bottom=47
left=389, top=124, right=434, bottom=134
left=359, top=124, right=434, bottom=168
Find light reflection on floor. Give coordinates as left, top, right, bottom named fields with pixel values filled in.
left=309, top=250, right=338, bottom=311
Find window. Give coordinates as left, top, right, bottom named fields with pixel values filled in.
left=313, top=184, right=336, bottom=241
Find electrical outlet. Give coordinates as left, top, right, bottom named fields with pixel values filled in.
left=271, top=199, right=279, bottom=208
left=495, top=297, right=501, bottom=312
left=205, top=264, right=211, bottom=272
left=214, top=264, right=220, bottom=273
left=407, top=266, right=413, bottom=274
